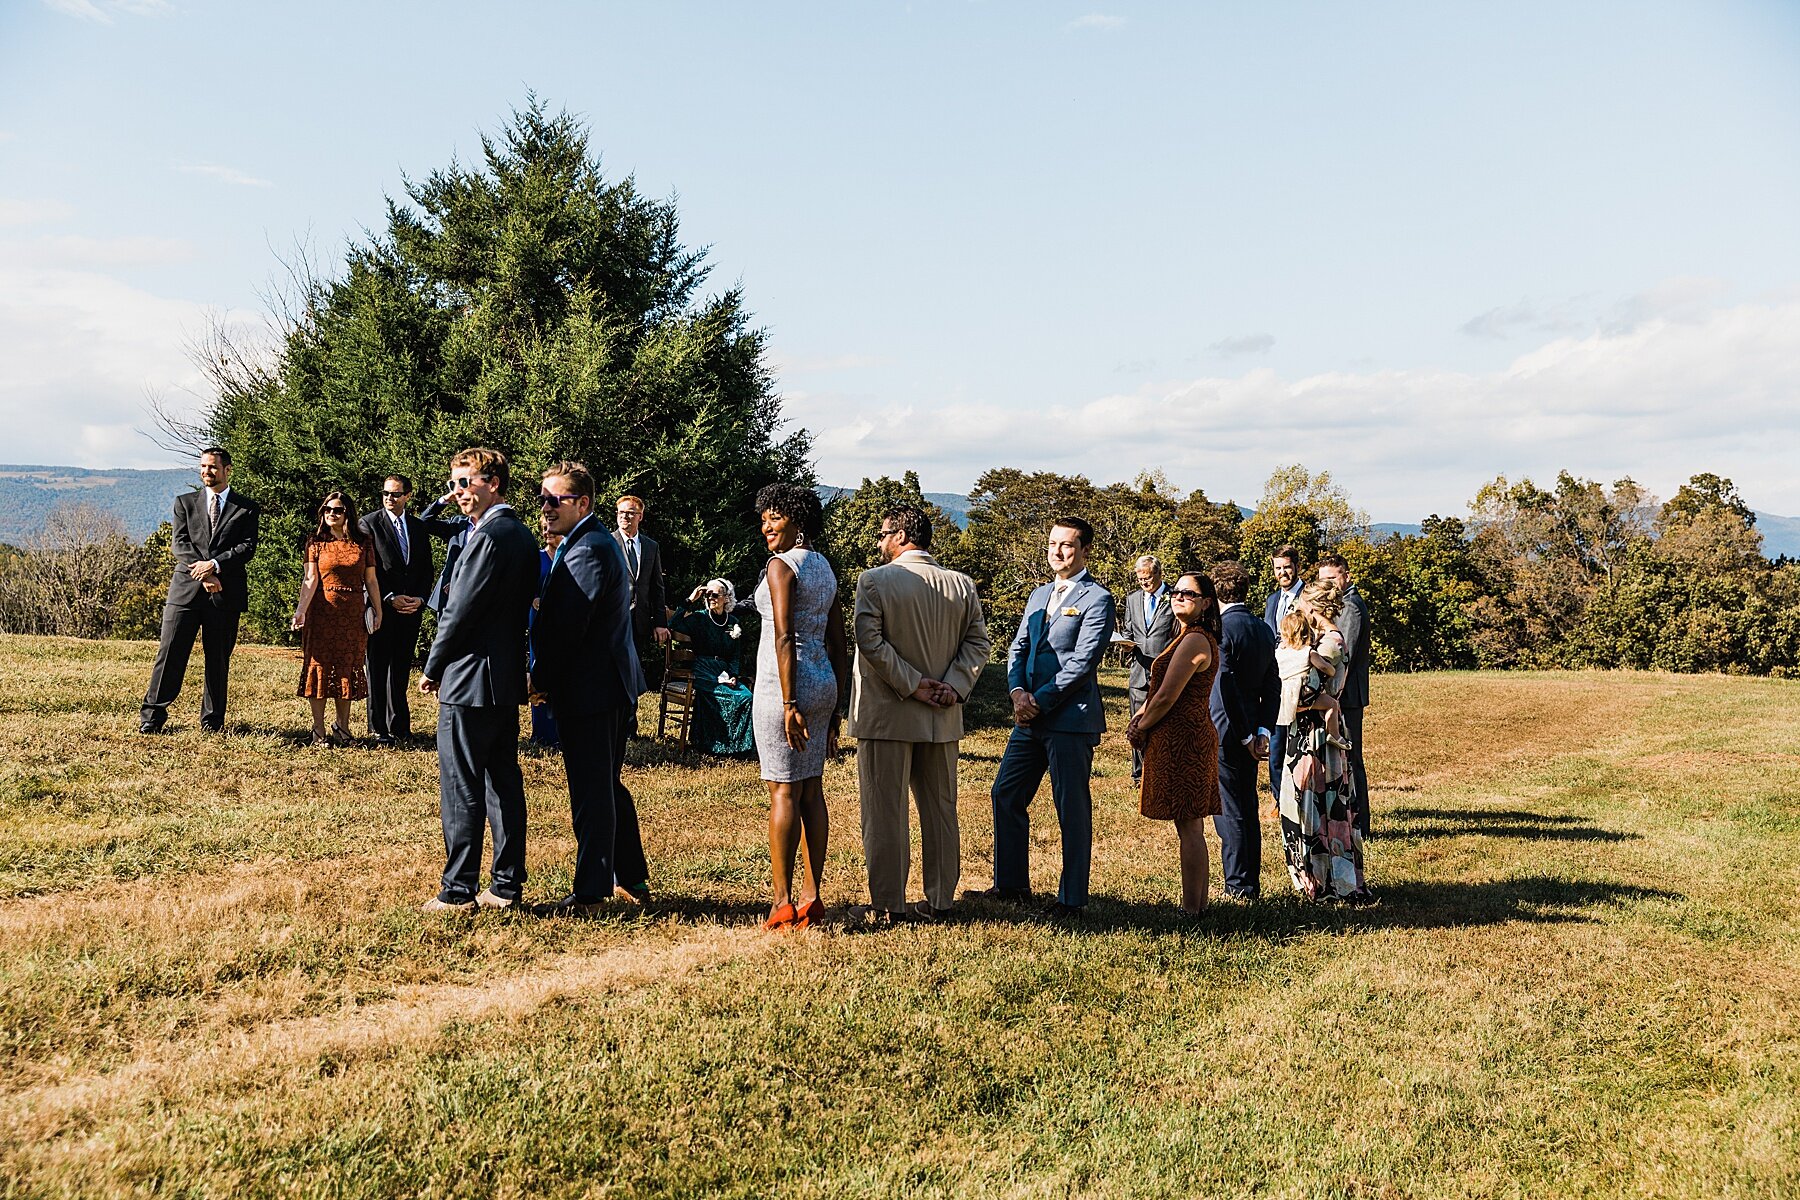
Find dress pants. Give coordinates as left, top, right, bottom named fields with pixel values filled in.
left=554, top=704, right=619, bottom=901
left=990, top=726, right=1095, bottom=908
left=365, top=609, right=422, bottom=739
left=1214, top=740, right=1263, bottom=897
left=140, top=599, right=240, bottom=730
left=436, top=702, right=528, bottom=903
left=1344, top=705, right=1370, bottom=835
left=1127, top=686, right=1149, bottom=784
left=1267, top=725, right=1288, bottom=808
left=612, top=706, right=649, bottom=889
left=858, top=738, right=960, bottom=912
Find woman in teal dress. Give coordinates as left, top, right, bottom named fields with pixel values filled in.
left=666, top=578, right=757, bottom=757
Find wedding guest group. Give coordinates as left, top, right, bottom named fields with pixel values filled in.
left=845, top=503, right=989, bottom=925
left=138, top=447, right=260, bottom=734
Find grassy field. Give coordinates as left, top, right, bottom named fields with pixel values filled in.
left=1, top=633, right=1796, bottom=1198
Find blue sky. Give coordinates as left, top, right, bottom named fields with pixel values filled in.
left=3, top=0, right=1798, bottom=520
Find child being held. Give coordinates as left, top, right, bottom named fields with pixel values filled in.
left=1276, top=609, right=1353, bottom=750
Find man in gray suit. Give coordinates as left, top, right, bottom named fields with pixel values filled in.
left=977, top=516, right=1117, bottom=919
left=1119, top=554, right=1176, bottom=787
left=846, top=503, right=990, bottom=924
left=1317, top=554, right=1372, bottom=836
left=419, top=447, right=541, bottom=914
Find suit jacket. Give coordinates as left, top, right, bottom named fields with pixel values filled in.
left=419, top=498, right=472, bottom=613
left=422, top=506, right=539, bottom=707
left=1121, top=585, right=1177, bottom=694
left=613, top=530, right=666, bottom=640
left=1005, top=570, right=1116, bottom=738
left=360, top=508, right=459, bottom=603
left=1210, top=604, right=1280, bottom=757
left=530, top=514, right=644, bottom=716
left=1335, top=585, right=1372, bottom=709
left=1263, top=582, right=1303, bottom=634
left=846, top=551, right=990, bottom=744
left=167, top=488, right=260, bottom=613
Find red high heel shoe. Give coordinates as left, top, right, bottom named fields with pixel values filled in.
left=762, top=902, right=797, bottom=931
left=793, top=898, right=825, bottom=929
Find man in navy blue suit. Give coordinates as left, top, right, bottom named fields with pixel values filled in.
left=530, top=461, right=645, bottom=916
left=1261, top=545, right=1305, bottom=806
left=974, top=516, right=1117, bottom=919
left=1210, top=561, right=1280, bottom=899
left=419, top=447, right=540, bottom=914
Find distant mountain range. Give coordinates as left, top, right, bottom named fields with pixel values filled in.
left=5, top=467, right=1797, bottom=560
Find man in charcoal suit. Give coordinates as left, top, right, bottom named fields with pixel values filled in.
left=1120, top=554, right=1176, bottom=787
left=1317, top=554, right=1373, bottom=836
left=360, top=474, right=462, bottom=745
left=975, top=516, right=1117, bottom=920
left=139, top=446, right=260, bottom=734
left=1209, top=560, right=1280, bottom=900
left=530, top=461, right=645, bottom=916
left=606, top=493, right=666, bottom=902
left=418, top=447, right=540, bottom=914
left=847, top=503, right=990, bottom=925
left=1262, top=544, right=1305, bottom=804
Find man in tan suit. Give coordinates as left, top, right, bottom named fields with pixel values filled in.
left=847, top=503, right=990, bottom=925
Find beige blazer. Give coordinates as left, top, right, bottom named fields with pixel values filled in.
left=846, top=551, right=990, bottom=743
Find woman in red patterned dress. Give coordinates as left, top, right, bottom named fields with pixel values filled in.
left=1125, top=571, right=1222, bottom=915
left=292, top=491, right=382, bottom=744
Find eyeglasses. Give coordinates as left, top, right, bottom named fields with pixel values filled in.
left=322, top=506, right=347, bottom=515
left=381, top=490, right=409, bottom=499
left=538, top=492, right=581, bottom=508
left=616, top=508, right=642, bottom=517
left=1169, top=588, right=1204, bottom=600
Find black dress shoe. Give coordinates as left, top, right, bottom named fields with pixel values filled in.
left=374, top=735, right=397, bottom=748
left=138, top=719, right=164, bottom=735
left=909, top=902, right=955, bottom=922
left=1035, top=900, right=1086, bottom=921
left=961, top=885, right=1033, bottom=904
left=864, top=908, right=917, bottom=929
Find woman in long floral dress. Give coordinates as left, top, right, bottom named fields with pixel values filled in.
left=1277, top=580, right=1371, bottom=902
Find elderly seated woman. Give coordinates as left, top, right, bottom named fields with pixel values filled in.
left=665, top=578, right=757, bottom=756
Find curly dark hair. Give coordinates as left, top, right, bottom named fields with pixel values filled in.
left=754, top=482, right=823, bottom=539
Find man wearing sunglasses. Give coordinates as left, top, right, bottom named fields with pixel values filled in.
left=529, top=461, right=645, bottom=915
left=419, top=447, right=540, bottom=914
left=360, top=474, right=463, bottom=746
left=139, top=446, right=260, bottom=734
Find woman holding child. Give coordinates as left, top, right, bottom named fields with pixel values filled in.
left=1276, top=580, right=1371, bottom=902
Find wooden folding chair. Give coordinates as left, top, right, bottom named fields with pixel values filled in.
left=657, top=639, right=699, bottom=745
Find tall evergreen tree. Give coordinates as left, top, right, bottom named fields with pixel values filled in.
left=196, top=100, right=811, bottom=639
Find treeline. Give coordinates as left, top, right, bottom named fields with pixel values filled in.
left=0, top=505, right=169, bottom=640
left=820, top=466, right=1800, bottom=677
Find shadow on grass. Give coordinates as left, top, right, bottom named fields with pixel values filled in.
left=1387, top=806, right=1639, bottom=843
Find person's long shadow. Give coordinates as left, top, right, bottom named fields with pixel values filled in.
left=963, top=875, right=1682, bottom=939
left=1387, top=807, right=1638, bottom=843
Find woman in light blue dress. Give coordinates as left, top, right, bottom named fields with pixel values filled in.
left=751, top=483, right=849, bottom=931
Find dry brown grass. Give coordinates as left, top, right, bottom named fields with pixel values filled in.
left=1, top=635, right=1797, bottom=1197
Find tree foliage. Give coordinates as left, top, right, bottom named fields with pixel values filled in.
left=193, top=100, right=810, bottom=639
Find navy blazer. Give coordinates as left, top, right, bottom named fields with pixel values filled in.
left=168, top=488, right=260, bottom=613
left=1211, top=604, right=1280, bottom=757
left=422, top=506, right=539, bottom=707
left=531, top=515, right=644, bottom=715
left=1263, top=582, right=1303, bottom=635
left=1005, top=571, right=1117, bottom=737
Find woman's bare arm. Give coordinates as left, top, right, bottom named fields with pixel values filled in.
left=767, top=557, right=806, bottom=750
left=1134, top=632, right=1213, bottom=729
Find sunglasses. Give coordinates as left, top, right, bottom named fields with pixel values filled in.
left=876, top=528, right=901, bottom=542
left=447, top=475, right=491, bottom=491
left=538, top=492, right=581, bottom=508
left=322, top=506, right=347, bottom=515
left=381, top=490, right=409, bottom=499
left=1169, top=588, right=1205, bottom=600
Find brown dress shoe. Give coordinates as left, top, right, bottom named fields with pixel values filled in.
left=420, top=896, right=477, bottom=914
left=613, top=883, right=650, bottom=905
left=475, top=889, right=519, bottom=911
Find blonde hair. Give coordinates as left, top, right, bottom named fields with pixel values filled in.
left=1300, top=580, right=1343, bottom=625
left=1279, top=608, right=1311, bottom=650
left=616, top=493, right=646, bottom=513
left=449, top=446, right=509, bottom=491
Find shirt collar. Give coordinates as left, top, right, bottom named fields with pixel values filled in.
left=206, top=485, right=230, bottom=504
left=895, top=549, right=933, bottom=563
left=1220, top=601, right=1246, bottom=613
left=472, top=501, right=513, bottom=528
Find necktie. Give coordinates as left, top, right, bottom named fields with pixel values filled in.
left=1049, top=581, right=1069, bottom=623
left=1147, top=591, right=1157, bottom=620
left=395, top=514, right=409, bottom=563
left=208, top=491, right=220, bottom=533
left=626, top=537, right=639, bottom=579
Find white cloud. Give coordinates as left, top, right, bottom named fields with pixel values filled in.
left=0, top=198, right=75, bottom=227
left=0, top=238, right=224, bottom=468
left=13, top=234, right=193, bottom=267
left=1066, top=14, right=1125, bottom=32
left=175, top=161, right=273, bottom=189
left=0, top=131, right=17, bottom=144
left=1210, top=332, right=1275, bottom=357
left=43, top=0, right=171, bottom=23
left=791, top=295, right=1800, bottom=519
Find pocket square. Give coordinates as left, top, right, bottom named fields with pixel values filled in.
left=1062, top=606, right=1080, bottom=617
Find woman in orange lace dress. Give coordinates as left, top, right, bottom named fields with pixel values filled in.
left=292, top=491, right=381, bottom=744
left=1126, top=571, right=1221, bottom=914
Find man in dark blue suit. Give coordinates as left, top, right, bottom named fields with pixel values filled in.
left=975, top=517, right=1117, bottom=919
left=529, top=461, right=645, bottom=916
left=1210, top=561, right=1280, bottom=899
left=1261, top=544, right=1305, bottom=807
left=418, top=447, right=540, bottom=914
